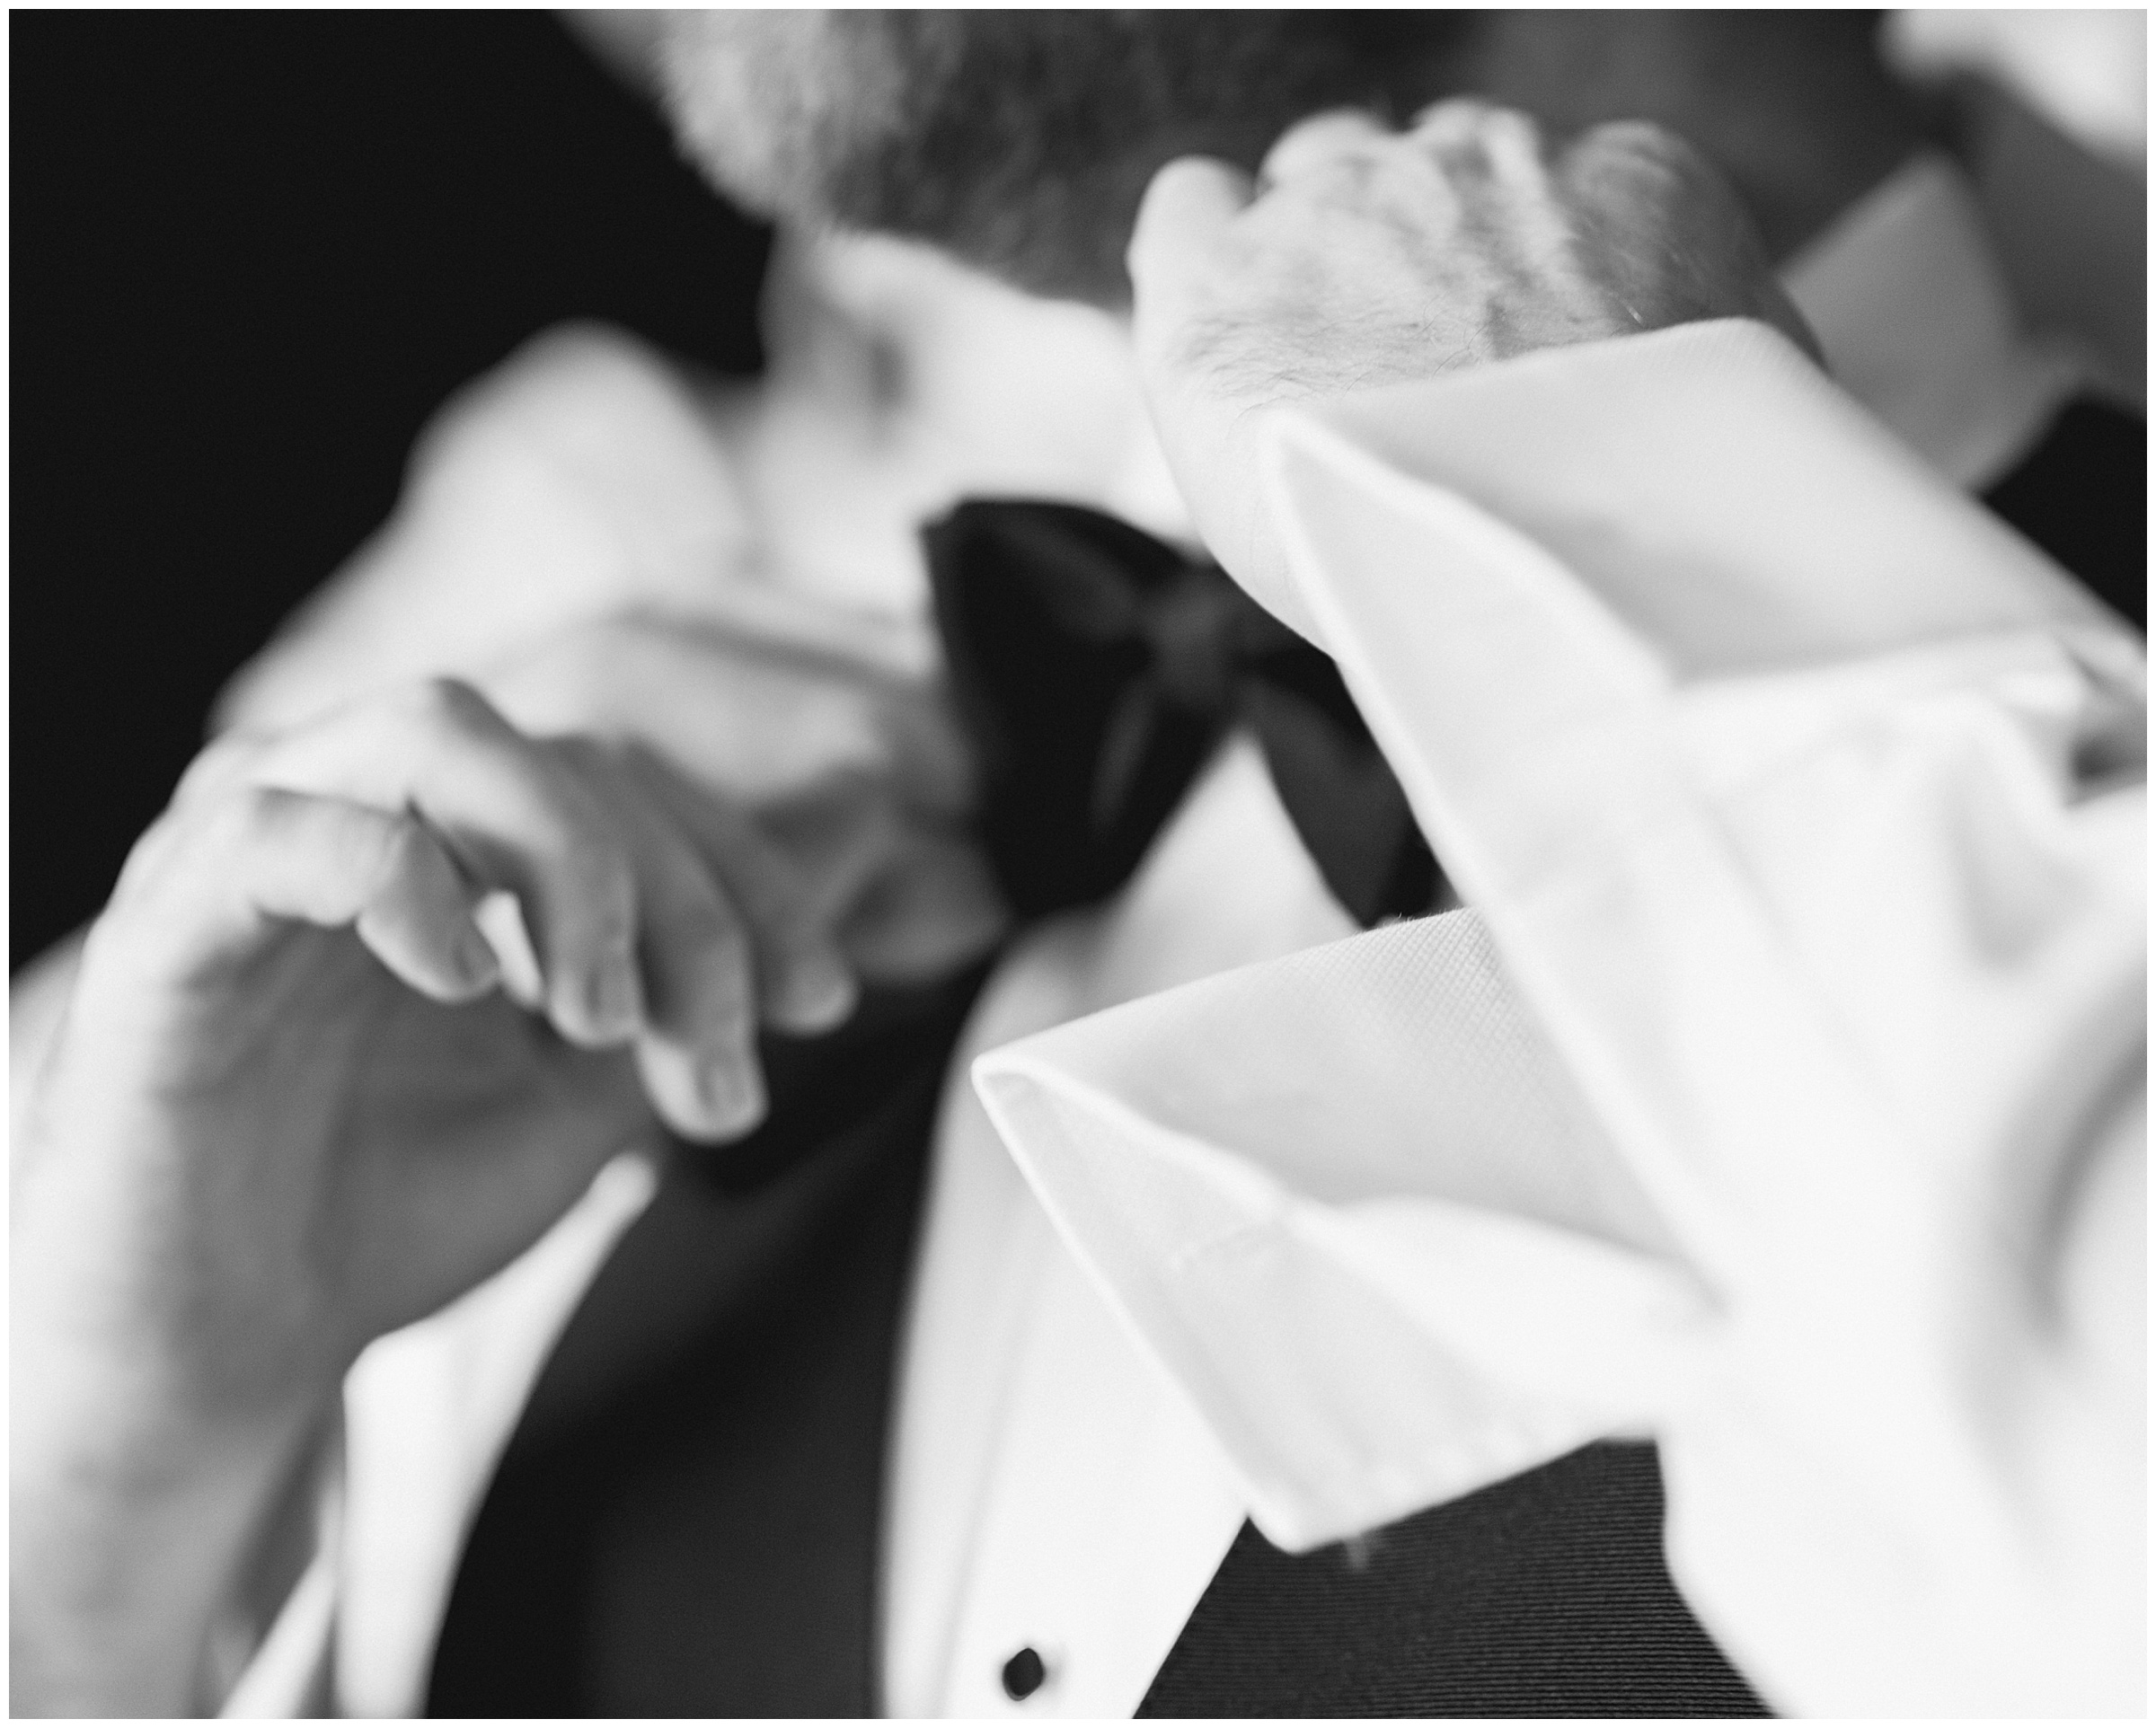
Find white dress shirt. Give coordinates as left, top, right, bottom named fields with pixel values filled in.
left=209, top=151, right=2135, bottom=1717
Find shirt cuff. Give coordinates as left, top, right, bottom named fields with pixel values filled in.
left=974, top=317, right=2144, bottom=1714
left=1278, top=318, right=2131, bottom=674
left=972, top=910, right=1708, bottom=1555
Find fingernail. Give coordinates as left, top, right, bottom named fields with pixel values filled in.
left=697, top=1055, right=766, bottom=1137
left=587, top=948, right=643, bottom=1040
left=776, top=950, right=858, bottom=1033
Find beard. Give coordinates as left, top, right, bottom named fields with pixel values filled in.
left=656, top=11, right=1461, bottom=305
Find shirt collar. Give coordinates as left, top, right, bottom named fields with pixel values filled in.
left=1779, top=151, right=2084, bottom=489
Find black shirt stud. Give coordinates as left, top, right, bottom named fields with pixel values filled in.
left=1001, top=1646, right=1048, bottom=1702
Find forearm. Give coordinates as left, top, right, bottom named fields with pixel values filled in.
left=13, top=944, right=290, bottom=1713
left=9, top=1361, right=329, bottom=1717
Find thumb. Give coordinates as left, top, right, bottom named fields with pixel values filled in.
left=1126, top=154, right=1254, bottom=342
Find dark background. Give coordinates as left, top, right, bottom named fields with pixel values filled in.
left=12, top=11, right=773, bottom=965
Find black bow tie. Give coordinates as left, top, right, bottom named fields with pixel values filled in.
left=925, top=499, right=1445, bottom=930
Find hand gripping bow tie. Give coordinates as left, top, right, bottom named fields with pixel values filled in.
left=925, top=500, right=1445, bottom=930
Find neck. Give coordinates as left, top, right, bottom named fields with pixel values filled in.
left=754, top=229, right=1192, bottom=548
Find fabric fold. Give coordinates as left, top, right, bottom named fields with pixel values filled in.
left=973, top=912, right=1713, bottom=1554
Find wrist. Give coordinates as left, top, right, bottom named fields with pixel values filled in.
left=11, top=1334, right=334, bottom=1716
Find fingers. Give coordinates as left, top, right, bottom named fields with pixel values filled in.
left=1410, top=100, right=1552, bottom=197
left=755, top=778, right=1011, bottom=985
left=1550, top=119, right=1697, bottom=221
left=244, top=678, right=643, bottom=1050
left=1259, top=107, right=1391, bottom=186
left=1132, top=106, right=1397, bottom=309
left=1127, top=154, right=1256, bottom=328
left=625, top=749, right=858, bottom=1036
left=557, top=744, right=765, bottom=1141
left=1256, top=102, right=1556, bottom=215
left=117, top=785, right=499, bottom=1005
left=1552, top=119, right=1823, bottom=361
left=143, top=674, right=886, bottom=1144
left=247, top=679, right=863, bottom=1119
left=835, top=824, right=1009, bottom=984
left=170, top=727, right=271, bottom=811
left=757, top=777, right=911, bottom=931
left=351, top=810, right=503, bottom=1001
left=1409, top=96, right=1513, bottom=150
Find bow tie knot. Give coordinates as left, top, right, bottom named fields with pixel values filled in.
left=927, top=499, right=1443, bottom=927
left=1138, top=576, right=1274, bottom=710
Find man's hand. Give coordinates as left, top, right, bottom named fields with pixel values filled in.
left=475, top=610, right=1005, bottom=988
left=1127, top=101, right=1816, bottom=633
left=8, top=663, right=973, bottom=1714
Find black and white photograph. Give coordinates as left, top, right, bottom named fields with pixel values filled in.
left=9, top=8, right=2147, bottom=1718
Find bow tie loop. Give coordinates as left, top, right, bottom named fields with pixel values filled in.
left=925, top=499, right=1444, bottom=927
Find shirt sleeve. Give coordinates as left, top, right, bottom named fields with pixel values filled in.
left=972, top=319, right=2144, bottom=1716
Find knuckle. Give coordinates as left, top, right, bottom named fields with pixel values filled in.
left=212, top=782, right=292, bottom=847
left=1412, top=95, right=1501, bottom=145
left=555, top=827, right=632, bottom=906
left=184, top=785, right=315, bottom=886
left=1271, top=110, right=1364, bottom=157
left=1283, top=146, right=1380, bottom=198
left=728, top=864, right=810, bottom=944
left=546, top=731, right=617, bottom=778
left=366, top=809, right=433, bottom=888
left=527, top=744, right=641, bottom=902
left=395, top=674, right=499, bottom=736
left=547, top=836, right=639, bottom=956
left=111, top=808, right=187, bottom=902
left=1271, top=112, right=1333, bottom=151
left=675, top=895, right=749, bottom=967
left=173, top=729, right=261, bottom=804
left=1418, top=95, right=1486, bottom=124
left=1579, top=119, right=1694, bottom=176
left=1149, top=154, right=1221, bottom=195
left=1481, top=106, right=1545, bottom=156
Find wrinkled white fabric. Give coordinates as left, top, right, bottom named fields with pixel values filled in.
left=975, top=320, right=2145, bottom=1715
